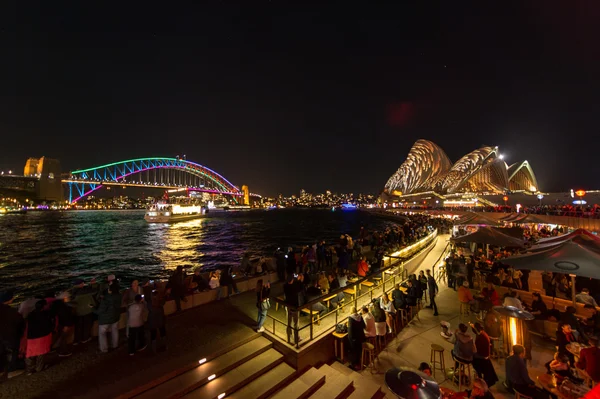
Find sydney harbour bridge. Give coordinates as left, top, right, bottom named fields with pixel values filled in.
left=1, top=156, right=258, bottom=204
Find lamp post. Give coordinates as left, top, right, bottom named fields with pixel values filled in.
left=575, top=190, right=586, bottom=207
left=537, top=194, right=544, bottom=207
left=493, top=306, right=534, bottom=356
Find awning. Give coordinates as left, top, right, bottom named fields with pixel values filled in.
left=454, top=212, right=501, bottom=226
left=451, top=226, right=526, bottom=248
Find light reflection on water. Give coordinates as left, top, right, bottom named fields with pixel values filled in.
left=0, top=209, right=397, bottom=299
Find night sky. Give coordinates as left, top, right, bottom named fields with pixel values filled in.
left=2, top=3, right=599, bottom=196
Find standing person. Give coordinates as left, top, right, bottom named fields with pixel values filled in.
left=51, top=292, right=75, bottom=357
left=0, top=291, right=24, bottom=379
left=70, top=279, right=96, bottom=345
left=347, top=307, right=366, bottom=371
left=25, top=300, right=54, bottom=375
left=220, top=266, right=240, bottom=297
left=166, top=266, right=187, bottom=312
left=256, top=279, right=271, bottom=333
left=283, top=275, right=302, bottom=345
left=127, top=295, right=147, bottom=355
left=147, top=291, right=167, bottom=353
left=471, top=322, right=498, bottom=388
left=95, top=283, right=122, bottom=354
left=286, top=248, right=297, bottom=276
left=576, top=336, right=600, bottom=384
left=275, top=248, right=286, bottom=282
left=426, top=269, right=439, bottom=316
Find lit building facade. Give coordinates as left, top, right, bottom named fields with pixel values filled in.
left=384, top=139, right=539, bottom=197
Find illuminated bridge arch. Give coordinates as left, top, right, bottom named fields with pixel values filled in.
left=64, top=158, right=240, bottom=203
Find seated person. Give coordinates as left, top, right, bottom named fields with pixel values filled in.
left=528, top=292, right=547, bottom=320
left=556, top=322, right=577, bottom=365
left=471, top=378, right=495, bottom=399
left=305, top=280, right=327, bottom=315
left=361, top=306, right=376, bottom=338
left=545, top=352, right=583, bottom=384
left=503, top=291, right=523, bottom=310
left=576, top=288, right=599, bottom=307
left=505, top=345, right=547, bottom=399
left=453, top=323, right=475, bottom=365
left=561, top=306, right=588, bottom=343
left=576, top=336, right=600, bottom=384
left=357, top=257, right=370, bottom=277
left=458, top=281, right=475, bottom=305
left=418, top=362, right=432, bottom=376
left=405, top=280, right=418, bottom=306
left=478, top=282, right=501, bottom=308
left=392, top=284, right=407, bottom=310
left=327, top=273, right=345, bottom=308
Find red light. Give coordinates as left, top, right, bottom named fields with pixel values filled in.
left=575, top=190, right=586, bottom=197
left=411, top=384, right=418, bottom=390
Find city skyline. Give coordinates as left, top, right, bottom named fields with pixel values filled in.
left=2, top=4, right=600, bottom=196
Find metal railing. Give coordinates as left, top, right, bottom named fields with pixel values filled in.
left=267, top=229, right=439, bottom=348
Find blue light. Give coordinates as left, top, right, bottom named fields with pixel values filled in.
left=341, top=203, right=357, bottom=210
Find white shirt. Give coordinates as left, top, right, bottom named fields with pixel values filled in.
left=576, top=293, right=598, bottom=307
left=209, top=276, right=220, bottom=289
left=380, top=298, right=396, bottom=313
left=503, top=296, right=523, bottom=310
left=362, top=312, right=376, bottom=337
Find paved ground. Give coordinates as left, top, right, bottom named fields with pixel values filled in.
left=354, top=237, right=556, bottom=399
left=0, top=299, right=257, bottom=399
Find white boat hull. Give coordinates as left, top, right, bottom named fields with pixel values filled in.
left=144, top=213, right=206, bottom=223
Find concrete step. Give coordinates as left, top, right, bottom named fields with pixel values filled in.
left=227, top=362, right=295, bottom=399
left=268, top=367, right=326, bottom=399
left=136, top=336, right=272, bottom=399
left=182, top=348, right=284, bottom=399
left=329, top=361, right=382, bottom=399
left=307, top=364, right=353, bottom=399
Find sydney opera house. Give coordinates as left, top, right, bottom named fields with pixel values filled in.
left=383, top=139, right=539, bottom=199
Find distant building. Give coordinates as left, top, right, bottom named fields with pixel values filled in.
left=383, top=139, right=539, bottom=197
left=23, top=157, right=64, bottom=202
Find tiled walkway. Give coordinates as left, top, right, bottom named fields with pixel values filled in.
left=355, top=237, right=556, bottom=398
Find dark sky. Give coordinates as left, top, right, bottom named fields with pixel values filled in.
left=1, top=3, right=599, bottom=196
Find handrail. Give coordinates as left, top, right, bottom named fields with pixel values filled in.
left=272, top=229, right=438, bottom=312
left=270, top=228, right=439, bottom=348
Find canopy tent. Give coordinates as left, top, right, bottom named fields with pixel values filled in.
left=454, top=212, right=501, bottom=226
left=501, top=230, right=600, bottom=279
left=451, top=226, right=526, bottom=248
left=492, top=226, right=524, bottom=239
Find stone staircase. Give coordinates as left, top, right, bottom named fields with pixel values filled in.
left=129, top=335, right=382, bottom=399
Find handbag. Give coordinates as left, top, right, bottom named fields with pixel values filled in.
left=261, top=298, right=271, bottom=311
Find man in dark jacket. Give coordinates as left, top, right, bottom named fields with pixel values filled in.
left=426, top=269, right=439, bottom=316
left=284, top=275, right=302, bottom=345
left=392, top=284, right=407, bottom=310
left=0, top=291, right=24, bottom=379
left=95, top=284, right=122, bottom=353
left=348, top=307, right=366, bottom=371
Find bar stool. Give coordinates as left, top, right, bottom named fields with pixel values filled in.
left=430, top=344, right=445, bottom=379
left=361, top=342, right=376, bottom=373
left=397, top=308, right=408, bottom=329
left=452, top=355, right=473, bottom=391
left=375, top=322, right=387, bottom=353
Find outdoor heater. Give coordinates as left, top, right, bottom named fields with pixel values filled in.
left=493, top=306, right=534, bottom=356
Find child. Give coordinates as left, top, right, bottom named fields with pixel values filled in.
left=127, top=295, right=147, bottom=355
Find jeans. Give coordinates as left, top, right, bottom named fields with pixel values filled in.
left=128, top=326, right=146, bottom=354
left=98, top=322, right=119, bottom=352
left=74, top=314, right=93, bottom=344
left=287, top=310, right=300, bottom=344
left=25, top=354, right=45, bottom=373
left=257, top=308, right=268, bottom=329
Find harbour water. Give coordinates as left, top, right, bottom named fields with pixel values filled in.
left=0, top=209, right=397, bottom=299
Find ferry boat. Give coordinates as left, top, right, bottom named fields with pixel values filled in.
left=144, top=201, right=207, bottom=223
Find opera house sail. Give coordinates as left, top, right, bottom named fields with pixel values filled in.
left=384, top=139, right=539, bottom=197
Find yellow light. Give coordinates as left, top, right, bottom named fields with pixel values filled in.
left=510, top=317, right=518, bottom=346
left=529, top=186, right=537, bottom=192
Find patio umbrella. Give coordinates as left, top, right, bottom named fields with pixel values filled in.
left=454, top=212, right=501, bottom=226
left=451, top=226, right=526, bottom=248
left=384, top=367, right=440, bottom=399
left=501, top=233, right=600, bottom=279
